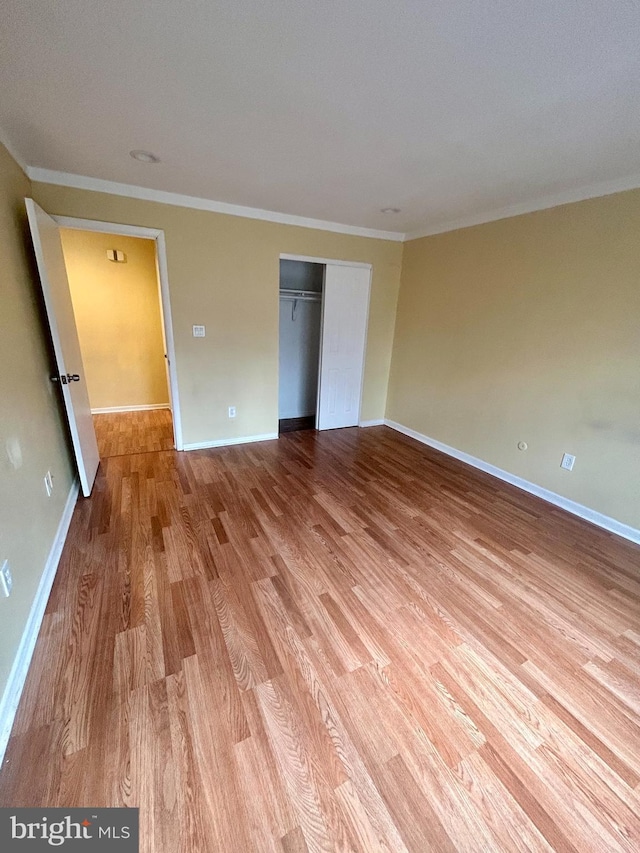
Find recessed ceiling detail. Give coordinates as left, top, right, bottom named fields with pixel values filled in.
left=130, top=150, right=160, bottom=164
left=2, top=1, right=640, bottom=235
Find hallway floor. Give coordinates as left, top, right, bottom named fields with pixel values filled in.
left=93, top=408, right=174, bottom=458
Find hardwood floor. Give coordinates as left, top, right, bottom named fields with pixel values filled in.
left=1, top=426, right=639, bottom=851
left=93, top=408, right=174, bottom=458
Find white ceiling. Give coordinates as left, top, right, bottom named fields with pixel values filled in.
left=2, top=0, right=640, bottom=238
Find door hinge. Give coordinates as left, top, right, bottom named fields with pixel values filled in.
left=51, top=374, right=79, bottom=384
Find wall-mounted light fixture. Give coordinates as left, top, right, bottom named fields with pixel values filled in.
left=106, top=249, right=126, bottom=263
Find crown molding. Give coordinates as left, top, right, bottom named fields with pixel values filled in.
left=23, top=164, right=640, bottom=244
left=0, top=130, right=30, bottom=177
left=404, top=172, right=640, bottom=241
left=27, top=167, right=406, bottom=242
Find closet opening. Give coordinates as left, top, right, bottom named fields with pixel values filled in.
left=278, top=259, right=324, bottom=433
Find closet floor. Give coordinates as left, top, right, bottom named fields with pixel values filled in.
left=279, top=415, right=316, bottom=433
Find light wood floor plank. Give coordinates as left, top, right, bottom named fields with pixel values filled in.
left=1, top=424, right=639, bottom=852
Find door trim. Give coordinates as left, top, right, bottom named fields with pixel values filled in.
left=279, top=254, right=372, bottom=432
left=280, top=253, right=372, bottom=270
left=52, top=215, right=184, bottom=450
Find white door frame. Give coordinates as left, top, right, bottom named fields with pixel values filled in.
left=53, top=215, right=184, bottom=450
left=280, top=253, right=371, bottom=270
left=278, top=253, right=372, bottom=430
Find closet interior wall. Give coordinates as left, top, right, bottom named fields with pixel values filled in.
left=278, top=260, right=323, bottom=428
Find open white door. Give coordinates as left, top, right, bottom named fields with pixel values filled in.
left=317, top=264, right=371, bottom=430
left=25, top=198, right=100, bottom=496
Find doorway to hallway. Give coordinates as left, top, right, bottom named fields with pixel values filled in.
left=59, top=227, right=174, bottom=460
left=26, top=199, right=183, bottom=495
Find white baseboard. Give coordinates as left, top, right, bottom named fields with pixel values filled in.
left=359, top=419, right=385, bottom=427
left=183, top=432, right=279, bottom=451
left=91, top=404, right=171, bottom=414
left=384, top=420, right=640, bottom=546
left=0, top=479, right=80, bottom=764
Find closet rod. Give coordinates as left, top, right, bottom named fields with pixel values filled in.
left=279, top=289, right=321, bottom=298
left=279, top=293, right=321, bottom=302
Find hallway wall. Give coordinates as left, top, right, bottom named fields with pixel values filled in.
left=60, top=229, right=169, bottom=411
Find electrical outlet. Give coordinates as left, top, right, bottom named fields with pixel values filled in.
left=228, top=406, right=236, bottom=419
left=44, top=470, right=53, bottom=496
left=192, top=325, right=206, bottom=338
left=561, top=453, right=576, bottom=471
left=0, top=560, right=12, bottom=597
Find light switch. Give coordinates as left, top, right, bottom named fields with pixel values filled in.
left=192, top=325, right=206, bottom=338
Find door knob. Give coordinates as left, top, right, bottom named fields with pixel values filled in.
left=66, top=374, right=80, bottom=382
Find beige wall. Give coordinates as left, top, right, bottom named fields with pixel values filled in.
left=2, top=143, right=639, bottom=722
left=60, top=229, right=169, bottom=410
left=0, top=144, right=74, bottom=697
left=387, top=191, right=640, bottom=529
left=33, top=184, right=404, bottom=446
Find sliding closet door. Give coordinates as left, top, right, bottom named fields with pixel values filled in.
left=317, top=264, right=371, bottom=430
